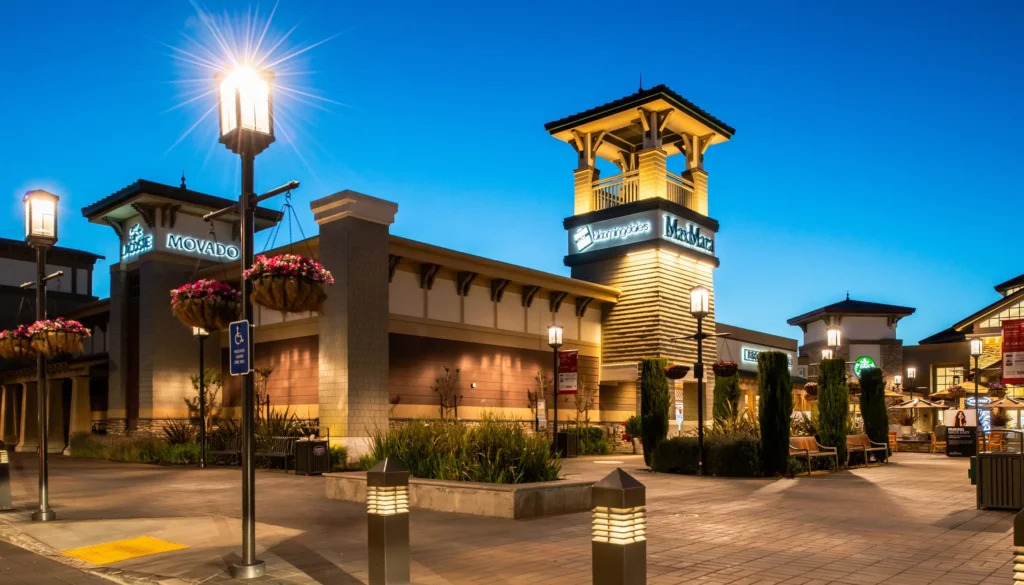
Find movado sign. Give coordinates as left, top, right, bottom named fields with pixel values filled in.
left=122, top=224, right=154, bottom=259
left=167, top=234, right=240, bottom=260
left=568, top=209, right=716, bottom=256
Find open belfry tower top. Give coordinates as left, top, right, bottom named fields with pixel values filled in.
left=545, top=84, right=734, bottom=217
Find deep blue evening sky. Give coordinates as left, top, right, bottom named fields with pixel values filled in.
left=2, top=1, right=1022, bottom=343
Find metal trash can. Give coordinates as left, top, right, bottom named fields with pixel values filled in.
left=976, top=452, right=1024, bottom=510
left=295, top=439, right=331, bottom=476
left=0, top=440, right=12, bottom=511
left=555, top=432, right=579, bottom=459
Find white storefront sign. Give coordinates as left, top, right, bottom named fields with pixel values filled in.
left=740, top=346, right=793, bottom=369
left=121, top=224, right=154, bottom=258
left=166, top=233, right=240, bottom=260
left=568, top=209, right=715, bottom=257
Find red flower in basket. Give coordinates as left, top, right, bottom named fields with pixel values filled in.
left=170, top=279, right=242, bottom=331
left=712, top=361, right=738, bottom=377
left=243, top=254, right=334, bottom=313
left=28, top=318, right=91, bottom=358
left=0, top=325, right=36, bottom=361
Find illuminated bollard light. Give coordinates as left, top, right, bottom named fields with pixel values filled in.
left=367, top=458, right=410, bottom=585
left=0, top=441, right=11, bottom=511
left=592, top=468, right=646, bottom=585
left=1015, top=509, right=1024, bottom=584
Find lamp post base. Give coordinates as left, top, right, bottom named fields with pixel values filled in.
left=31, top=509, right=56, bottom=522
left=230, top=561, right=265, bottom=580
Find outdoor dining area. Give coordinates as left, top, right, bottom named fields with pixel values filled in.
left=888, top=388, right=1024, bottom=455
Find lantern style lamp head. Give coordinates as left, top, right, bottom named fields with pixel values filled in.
left=24, top=190, right=58, bottom=247
left=192, top=327, right=210, bottom=338
left=906, top=366, right=917, bottom=379
left=218, top=66, right=275, bottom=156
left=689, top=285, right=710, bottom=319
left=548, top=324, right=563, bottom=350
left=821, top=348, right=834, bottom=361
left=970, top=337, right=984, bottom=358
left=826, top=326, right=842, bottom=349
left=894, top=374, right=903, bottom=386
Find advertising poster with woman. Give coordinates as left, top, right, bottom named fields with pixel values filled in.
left=943, top=409, right=977, bottom=457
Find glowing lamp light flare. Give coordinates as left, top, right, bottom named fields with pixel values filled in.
left=367, top=486, right=409, bottom=516
left=219, top=66, right=273, bottom=137
left=592, top=506, right=646, bottom=545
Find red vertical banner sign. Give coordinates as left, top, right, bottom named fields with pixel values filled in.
left=558, top=349, right=579, bottom=395
left=1003, top=319, right=1024, bottom=384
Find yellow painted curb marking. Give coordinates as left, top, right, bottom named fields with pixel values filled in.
left=62, top=536, right=188, bottom=565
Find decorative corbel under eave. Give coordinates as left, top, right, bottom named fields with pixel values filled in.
left=521, top=285, right=540, bottom=308
left=575, top=296, right=593, bottom=317
left=549, top=291, right=568, bottom=314
left=456, top=271, right=477, bottom=296
left=490, top=278, right=510, bottom=303
left=159, top=204, right=182, bottom=229
left=388, top=255, right=402, bottom=283
left=130, top=203, right=157, bottom=229
left=103, top=217, right=126, bottom=239
left=420, top=263, right=441, bottom=290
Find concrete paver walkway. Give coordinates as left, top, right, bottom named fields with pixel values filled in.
left=0, top=452, right=1013, bottom=584
left=0, top=539, right=112, bottom=584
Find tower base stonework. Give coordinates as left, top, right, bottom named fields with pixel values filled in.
left=312, top=190, right=398, bottom=457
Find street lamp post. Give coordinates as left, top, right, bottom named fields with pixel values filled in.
left=906, top=366, right=917, bottom=399
left=217, top=65, right=275, bottom=580
left=971, top=338, right=984, bottom=451
left=821, top=348, right=834, bottom=361
left=193, top=327, right=209, bottom=469
left=548, top=325, right=563, bottom=456
left=894, top=374, right=903, bottom=395
left=24, top=189, right=58, bottom=523
left=689, top=285, right=710, bottom=476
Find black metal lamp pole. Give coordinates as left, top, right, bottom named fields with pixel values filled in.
left=194, top=328, right=208, bottom=468
left=32, top=245, right=55, bottom=522
left=970, top=339, right=984, bottom=452
left=694, top=315, right=706, bottom=476
left=548, top=325, right=563, bottom=456
left=238, top=152, right=259, bottom=578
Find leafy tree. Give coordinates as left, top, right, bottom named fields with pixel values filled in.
left=757, top=351, right=793, bottom=476
left=185, top=368, right=222, bottom=431
left=859, top=368, right=888, bottom=459
left=431, top=366, right=461, bottom=419
left=640, top=358, right=670, bottom=466
left=712, top=374, right=741, bottom=423
left=818, top=358, right=850, bottom=464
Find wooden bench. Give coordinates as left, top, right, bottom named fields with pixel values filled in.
left=209, top=434, right=241, bottom=466
left=846, top=434, right=888, bottom=467
left=258, top=436, right=297, bottom=472
left=789, top=436, right=838, bottom=474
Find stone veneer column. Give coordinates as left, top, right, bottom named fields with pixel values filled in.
left=310, top=190, right=398, bottom=456
left=16, top=383, right=38, bottom=452
left=637, top=148, right=667, bottom=200
left=683, top=168, right=709, bottom=215
left=573, top=167, right=596, bottom=214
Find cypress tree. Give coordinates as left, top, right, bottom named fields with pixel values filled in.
left=859, top=368, right=888, bottom=459
left=640, top=358, right=670, bottom=467
left=818, top=358, right=850, bottom=464
left=757, top=351, right=793, bottom=476
left=712, top=374, right=741, bottom=423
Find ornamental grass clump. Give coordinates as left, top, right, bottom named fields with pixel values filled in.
left=0, top=325, right=36, bottom=361
left=170, top=279, right=241, bottom=330
left=244, top=254, right=334, bottom=313
left=28, top=318, right=90, bottom=357
left=368, top=417, right=560, bottom=484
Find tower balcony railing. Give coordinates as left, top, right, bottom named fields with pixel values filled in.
left=666, top=172, right=694, bottom=209
left=592, top=171, right=639, bottom=210
left=590, top=170, right=695, bottom=211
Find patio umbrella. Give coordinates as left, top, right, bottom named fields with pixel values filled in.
left=884, top=390, right=904, bottom=398
left=890, top=398, right=947, bottom=433
left=931, top=383, right=988, bottom=402
left=988, top=397, right=1024, bottom=409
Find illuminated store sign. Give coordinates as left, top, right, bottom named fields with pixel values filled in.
left=853, top=356, right=876, bottom=378
left=664, top=215, right=713, bottom=254
left=568, top=209, right=716, bottom=257
left=167, top=234, right=240, bottom=260
left=122, top=224, right=154, bottom=258
left=573, top=220, right=651, bottom=252
left=741, top=347, right=793, bottom=369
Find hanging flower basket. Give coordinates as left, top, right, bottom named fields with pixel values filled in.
left=28, top=318, right=91, bottom=358
left=803, top=382, right=818, bottom=399
left=712, top=361, right=738, bottom=377
left=170, top=279, right=241, bottom=330
left=0, top=325, right=37, bottom=361
left=989, top=383, right=1007, bottom=399
left=244, top=254, right=334, bottom=314
left=665, top=364, right=690, bottom=380
left=848, top=381, right=862, bottom=396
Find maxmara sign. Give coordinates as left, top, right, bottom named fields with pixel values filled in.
left=120, top=223, right=240, bottom=261
left=568, top=209, right=715, bottom=257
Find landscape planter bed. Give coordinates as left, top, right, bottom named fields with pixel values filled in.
left=325, top=472, right=594, bottom=519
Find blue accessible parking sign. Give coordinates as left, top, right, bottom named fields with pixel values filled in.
left=229, top=320, right=251, bottom=376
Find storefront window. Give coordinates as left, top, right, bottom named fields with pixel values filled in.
left=934, top=366, right=964, bottom=392
left=980, top=300, right=1024, bottom=328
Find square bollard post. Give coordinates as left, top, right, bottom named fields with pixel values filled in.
left=1015, top=509, right=1024, bottom=583
left=0, top=440, right=11, bottom=511
left=592, top=468, right=646, bottom=585
left=367, top=458, right=410, bottom=585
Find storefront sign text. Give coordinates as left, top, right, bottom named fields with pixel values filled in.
left=557, top=349, right=579, bottom=394
left=741, top=347, right=793, bottom=368
left=122, top=224, right=154, bottom=259
left=573, top=220, right=651, bottom=252
left=663, top=215, right=714, bottom=255
left=167, top=233, right=240, bottom=260
left=1003, top=319, right=1024, bottom=384
left=852, top=356, right=876, bottom=378
left=567, top=208, right=717, bottom=257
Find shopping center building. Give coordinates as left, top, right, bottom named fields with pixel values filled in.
left=0, top=85, right=811, bottom=455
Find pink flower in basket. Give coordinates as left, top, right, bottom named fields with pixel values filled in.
left=0, top=325, right=33, bottom=340
left=170, top=279, right=241, bottom=307
left=243, top=254, right=334, bottom=285
left=28, top=318, right=91, bottom=337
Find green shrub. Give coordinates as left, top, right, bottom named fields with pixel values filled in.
left=818, top=358, right=850, bottom=464
left=707, top=433, right=762, bottom=477
left=757, top=351, right=793, bottom=476
left=786, top=456, right=807, bottom=477
left=160, top=443, right=201, bottom=464
left=369, top=417, right=560, bottom=484
left=329, top=445, right=349, bottom=471
left=356, top=454, right=377, bottom=471
left=859, top=368, right=888, bottom=459
left=568, top=426, right=608, bottom=455
left=640, top=358, right=670, bottom=466
left=69, top=432, right=200, bottom=465
left=712, top=374, right=741, bottom=423
left=625, top=416, right=642, bottom=437
left=162, top=420, right=196, bottom=445
left=651, top=436, right=701, bottom=475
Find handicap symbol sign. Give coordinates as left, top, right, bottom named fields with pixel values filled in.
left=229, top=320, right=251, bottom=376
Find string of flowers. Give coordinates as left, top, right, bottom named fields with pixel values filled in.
left=243, top=254, right=334, bottom=284
left=170, top=279, right=242, bottom=306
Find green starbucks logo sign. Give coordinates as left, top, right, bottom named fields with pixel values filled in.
left=853, top=356, right=876, bottom=378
